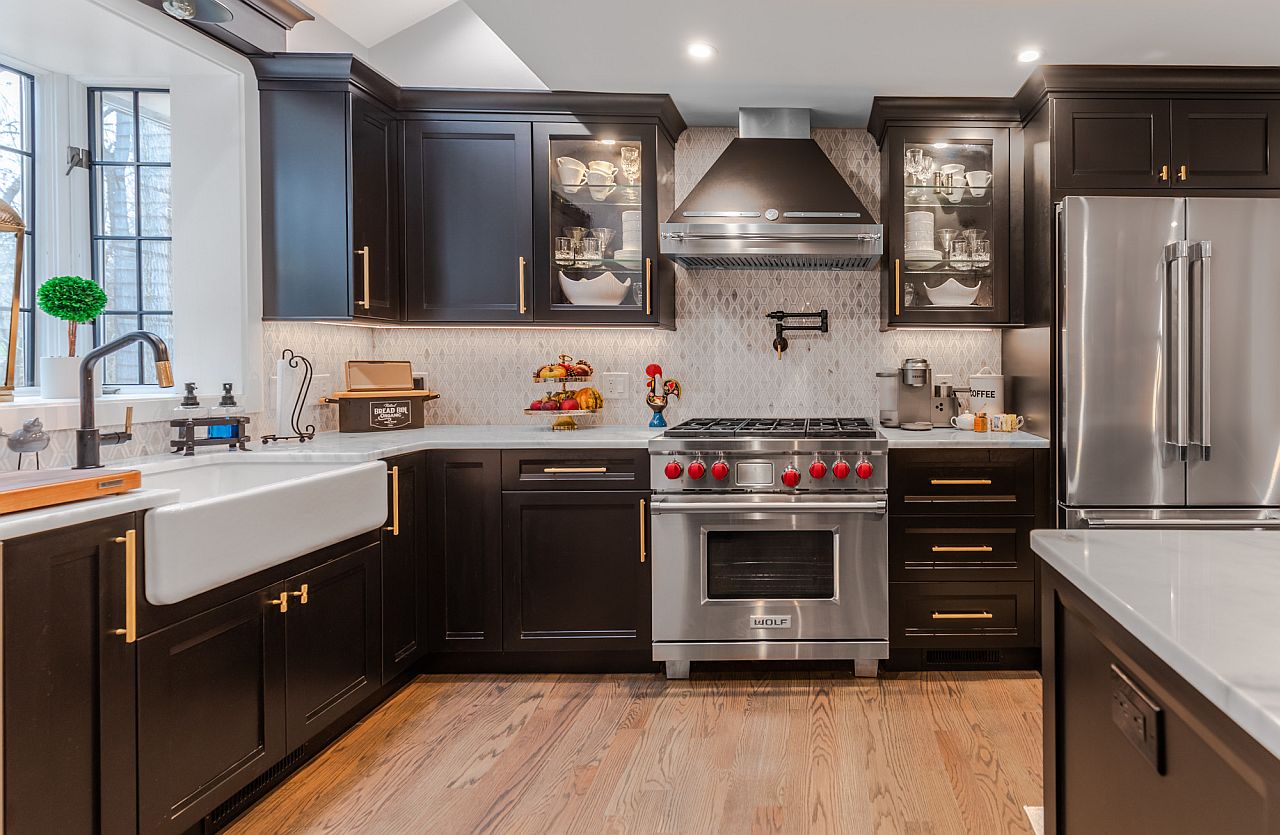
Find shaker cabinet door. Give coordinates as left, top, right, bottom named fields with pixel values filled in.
left=1053, top=98, right=1173, bottom=190
left=403, top=120, right=534, bottom=322
left=381, top=452, right=430, bottom=681
left=351, top=92, right=401, bottom=320
left=1171, top=98, right=1280, bottom=189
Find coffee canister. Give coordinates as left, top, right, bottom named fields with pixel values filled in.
left=967, top=366, right=1004, bottom=416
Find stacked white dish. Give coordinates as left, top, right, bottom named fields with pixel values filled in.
left=904, top=210, right=941, bottom=268
left=616, top=210, right=643, bottom=260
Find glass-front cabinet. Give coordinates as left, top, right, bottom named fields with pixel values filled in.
left=882, top=126, right=1013, bottom=327
left=532, top=122, right=674, bottom=326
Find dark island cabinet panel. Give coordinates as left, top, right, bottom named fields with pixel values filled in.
left=3, top=515, right=139, bottom=835
left=1172, top=99, right=1280, bottom=189
left=381, top=452, right=429, bottom=681
left=403, top=120, right=534, bottom=322
left=427, top=450, right=505, bottom=651
left=1053, top=98, right=1173, bottom=190
left=137, top=586, right=287, bottom=835
left=350, top=91, right=401, bottom=320
left=502, top=490, right=651, bottom=653
left=284, top=543, right=382, bottom=747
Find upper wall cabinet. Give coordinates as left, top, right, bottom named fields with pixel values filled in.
left=252, top=55, right=684, bottom=327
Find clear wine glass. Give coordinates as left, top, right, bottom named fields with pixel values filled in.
left=905, top=148, right=924, bottom=196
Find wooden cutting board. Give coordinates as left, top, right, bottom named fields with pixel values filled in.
left=0, top=468, right=142, bottom=515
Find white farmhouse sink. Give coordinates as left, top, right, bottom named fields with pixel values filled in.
left=140, top=458, right=387, bottom=605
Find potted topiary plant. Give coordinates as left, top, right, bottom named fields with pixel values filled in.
left=36, top=275, right=107, bottom=399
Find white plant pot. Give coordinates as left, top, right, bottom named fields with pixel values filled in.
left=40, top=356, right=99, bottom=400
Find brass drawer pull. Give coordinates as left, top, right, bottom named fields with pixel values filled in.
left=1160, top=164, right=1170, bottom=181
left=385, top=465, right=400, bottom=535
left=644, top=258, right=652, bottom=315
left=931, top=545, right=993, bottom=553
left=288, top=583, right=309, bottom=605
left=543, top=466, right=608, bottom=474
left=269, top=594, right=288, bottom=613
left=930, top=478, right=992, bottom=485
left=639, top=498, right=647, bottom=563
left=518, top=256, right=527, bottom=314
left=355, top=246, right=371, bottom=309
left=1178, top=164, right=1189, bottom=181
left=894, top=258, right=901, bottom=315
left=931, top=611, right=994, bottom=620
left=111, top=530, right=138, bottom=643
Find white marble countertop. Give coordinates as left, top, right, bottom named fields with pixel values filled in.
left=879, top=427, right=1049, bottom=448
left=1032, top=529, right=1280, bottom=760
left=0, top=488, right=180, bottom=542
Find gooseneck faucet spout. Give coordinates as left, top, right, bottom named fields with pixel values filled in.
left=74, top=331, right=174, bottom=469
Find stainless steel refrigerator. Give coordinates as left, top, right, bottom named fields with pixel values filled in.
left=1058, top=195, right=1280, bottom=529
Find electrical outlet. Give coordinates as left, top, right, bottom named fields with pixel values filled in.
left=603, top=372, right=630, bottom=398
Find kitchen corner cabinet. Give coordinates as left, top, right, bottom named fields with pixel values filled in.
left=381, top=452, right=430, bottom=679
left=877, top=124, right=1019, bottom=327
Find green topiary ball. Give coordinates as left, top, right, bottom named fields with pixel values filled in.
left=37, top=275, right=108, bottom=323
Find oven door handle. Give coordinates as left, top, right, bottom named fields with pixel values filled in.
left=649, top=499, right=886, bottom=515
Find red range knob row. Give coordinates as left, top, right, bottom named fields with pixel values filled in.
left=711, top=460, right=730, bottom=481
left=832, top=460, right=851, bottom=480
left=664, top=460, right=683, bottom=479
left=781, top=466, right=801, bottom=488
left=687, top=460, right=707, bottom=480
left=855, top=459, right=874, bottom=480
left=808, top=460, right=828, bottom=479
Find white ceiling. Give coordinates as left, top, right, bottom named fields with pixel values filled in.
left=298, top=0, right=457, bottom=47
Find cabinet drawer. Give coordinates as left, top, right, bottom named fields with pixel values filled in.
left=502, top=449, right=649, bottom=491
left=890, top=515, right=1033, bottom=582
left=890, top=449, right=1035, bottom=515
left=891, top=581, right=1034, bottom=648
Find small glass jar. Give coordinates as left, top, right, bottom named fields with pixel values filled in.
left=973, top=412, right=988, bottom=432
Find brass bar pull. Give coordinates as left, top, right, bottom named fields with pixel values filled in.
left=1178, top=164, right=1189, bottom=181
left=543, top=466, right=608, bottom=474
left=123, top=405, right=134, bottom=434
left=112, top=531, right=137, bottom=643
left=355, top=246, right=371, bottom=310
left=931, top=611, right=994, bottom=620
left=289, top=583, right=309, bottom=605
left=518, top=256, right=527, bottom=314
left=385, top=465, right=400, bottom=535
left=644, top=258, right=652, bottom=315
left=639, top=498, right=646, bottom=563
left=269, top=594, right=289, bottom=613
left=894, top=258, right=901, bottom=316
left=929, top=478, right=992, bottom=486
left=1160, top=164, right=1170, bottom=181
left=931, top=545, right=993, bottom=553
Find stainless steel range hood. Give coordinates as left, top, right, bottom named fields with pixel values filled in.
left=661, top=108, right=883, bottom=271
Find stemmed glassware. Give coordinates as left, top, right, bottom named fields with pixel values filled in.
left=936, top=228, right=960, bottom=266
left=905, top=148, right=935, bottom=197
left=620, top=145, right=641, bottom=201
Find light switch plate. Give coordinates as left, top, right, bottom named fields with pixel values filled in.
left=603, top=372, right=630, bottom=398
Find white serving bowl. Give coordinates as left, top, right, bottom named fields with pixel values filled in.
left=559, top=270, right=633, bottom=305
left=924, top=278, right=981, bottom=306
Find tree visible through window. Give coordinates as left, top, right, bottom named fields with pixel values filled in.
left=0, top=64, right=34, bottom=388
left=90, top=89, right=171, bottom=385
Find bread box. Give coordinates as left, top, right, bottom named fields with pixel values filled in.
left=325, top=361, right=439, bottom=433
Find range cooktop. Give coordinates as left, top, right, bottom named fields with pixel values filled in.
left=664, top=417, right=877, bottom=440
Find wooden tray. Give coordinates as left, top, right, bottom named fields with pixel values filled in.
left=0, top=468, right=141, bottom=515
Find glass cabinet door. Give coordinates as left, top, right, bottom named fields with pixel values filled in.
left=886, top=128, right=1010, bottom=326
left=533, top=122, right=658, bottom=323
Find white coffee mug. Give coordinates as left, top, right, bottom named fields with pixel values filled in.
left=951, top=411, right=976, bottom=431
left=966, top=170, right=992, bottom=198
left=588, top=160, right=618, bottom=176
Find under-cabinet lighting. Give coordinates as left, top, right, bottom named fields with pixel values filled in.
left=1017, top=48, right=1042, bottom=63
left=600, top=139, right=616, bottom=145
left=687, top=42, right=717, bottom=60
left=933, top=143, right=948, bottom=149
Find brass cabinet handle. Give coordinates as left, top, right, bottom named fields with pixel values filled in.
left=639, top=498, right=646, bottom=563
left=931, top=611, right=993, bottom=620
left=543, top=466, right=607, bottom=474
left=931, top=545, right=993, bottom=553
left=894, top=258, right=901, bottom=315
left=355, top=246, right=371, bottom=310
left=288, top=583, right=309, bottom=605
left=111, top=530, right=138, bottom=643
left=269, top=594, right=289, bottom=613
left=518, top=256, right=527, bottom=314
left=1160, top=164, right=1170, bottom=181
left=385, top=465, right=400, bottom=535
left=644, top=258, right=652, bottom=315
left=1178, top=164, right=1189, bottom=181
left=929, top=478, right=992, bottom=485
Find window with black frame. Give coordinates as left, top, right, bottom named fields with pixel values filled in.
left=89, top=88, right=172, bottom=385
left=0, top=64, right=35, bottom=387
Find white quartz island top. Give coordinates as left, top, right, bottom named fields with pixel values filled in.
left=1032, top=529, right=1280, bottom=760
left=878, top=427, right=1049, bottom=448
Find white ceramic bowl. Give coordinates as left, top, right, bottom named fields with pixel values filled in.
left=559, top=270, right=633, bottom=305
left=924, top=278, right=981, bottom=307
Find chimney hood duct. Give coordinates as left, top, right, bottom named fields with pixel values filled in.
left=661, top=108, right=882, bottom=271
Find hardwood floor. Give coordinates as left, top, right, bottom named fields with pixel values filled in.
left=227, top=671, right=1042, bottom=835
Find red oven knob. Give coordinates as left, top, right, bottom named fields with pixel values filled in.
left=687, top=460, right=706, bottom=480
left=664, top=460, right=683, bottom=479
left=855, top=459, right=874, bottom=480
left=781, top=466, right=801, bottom=488
left=711, top=460, right=730, bottom=481
left=832, top=460, right=851, bottom=480
left=809, top=460, right=828, bottom=479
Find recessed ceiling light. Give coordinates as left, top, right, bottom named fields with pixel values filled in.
left=1017, top=48, right=1042, bottom=63
left=687, top=42, right=717, bottom=60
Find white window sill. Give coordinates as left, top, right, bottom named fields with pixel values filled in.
left=0, top=390, right=235, bottom=433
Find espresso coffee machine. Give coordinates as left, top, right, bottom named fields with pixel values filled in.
left=931, top=375, right=961, bottom=428
left=897, top=358, right=933, bottom=430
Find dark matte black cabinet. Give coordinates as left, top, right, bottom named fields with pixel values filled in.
left=502, top=490, right=650, bottom=653
left=381, top=452, right=429, bottom=680
left=1172, top=99, right=1280, bottom=189
left=402, top=120, right=534, bottom=322
left=351, top=92, right=402, bottom=319
left=3, top=515, right=139, bottom=835
left=426, top=449, right=504, bottom=652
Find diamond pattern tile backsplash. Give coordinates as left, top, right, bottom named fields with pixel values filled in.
left=259, top=128, right=1001, bottom=433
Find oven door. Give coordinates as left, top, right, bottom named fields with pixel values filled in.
left=649, top=494, right=888, bottom=654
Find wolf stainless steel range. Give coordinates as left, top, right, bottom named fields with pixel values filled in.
left=648, top=418, right=889, bottom=679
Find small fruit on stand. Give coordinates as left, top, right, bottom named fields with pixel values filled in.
left=529, top=400, right=543, bottom=411
left=561, top=398, right=579, bottom=411
left=537, top=364, right=567, bottom=379
left=527, top=355, right=604, bottom=430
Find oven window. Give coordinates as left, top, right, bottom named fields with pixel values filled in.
left=706, top=530, right=836, bottom=599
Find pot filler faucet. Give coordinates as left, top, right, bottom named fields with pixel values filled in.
left=74, top=331, right=174, bottom=469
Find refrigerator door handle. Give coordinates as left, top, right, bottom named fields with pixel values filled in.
left=1083, top=517, right=1280, bottom=530
left=1190, top=241, right=1212, bottom=461
left=1164, top=241, right=1191, bottom=461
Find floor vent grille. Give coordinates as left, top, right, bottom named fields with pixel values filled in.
left=925, top=648, right=1002, bottom=666
left=205, top=747, right=306, bottom=832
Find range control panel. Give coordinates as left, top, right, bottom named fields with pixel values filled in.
left=651, top=449, right=887, bottom=493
